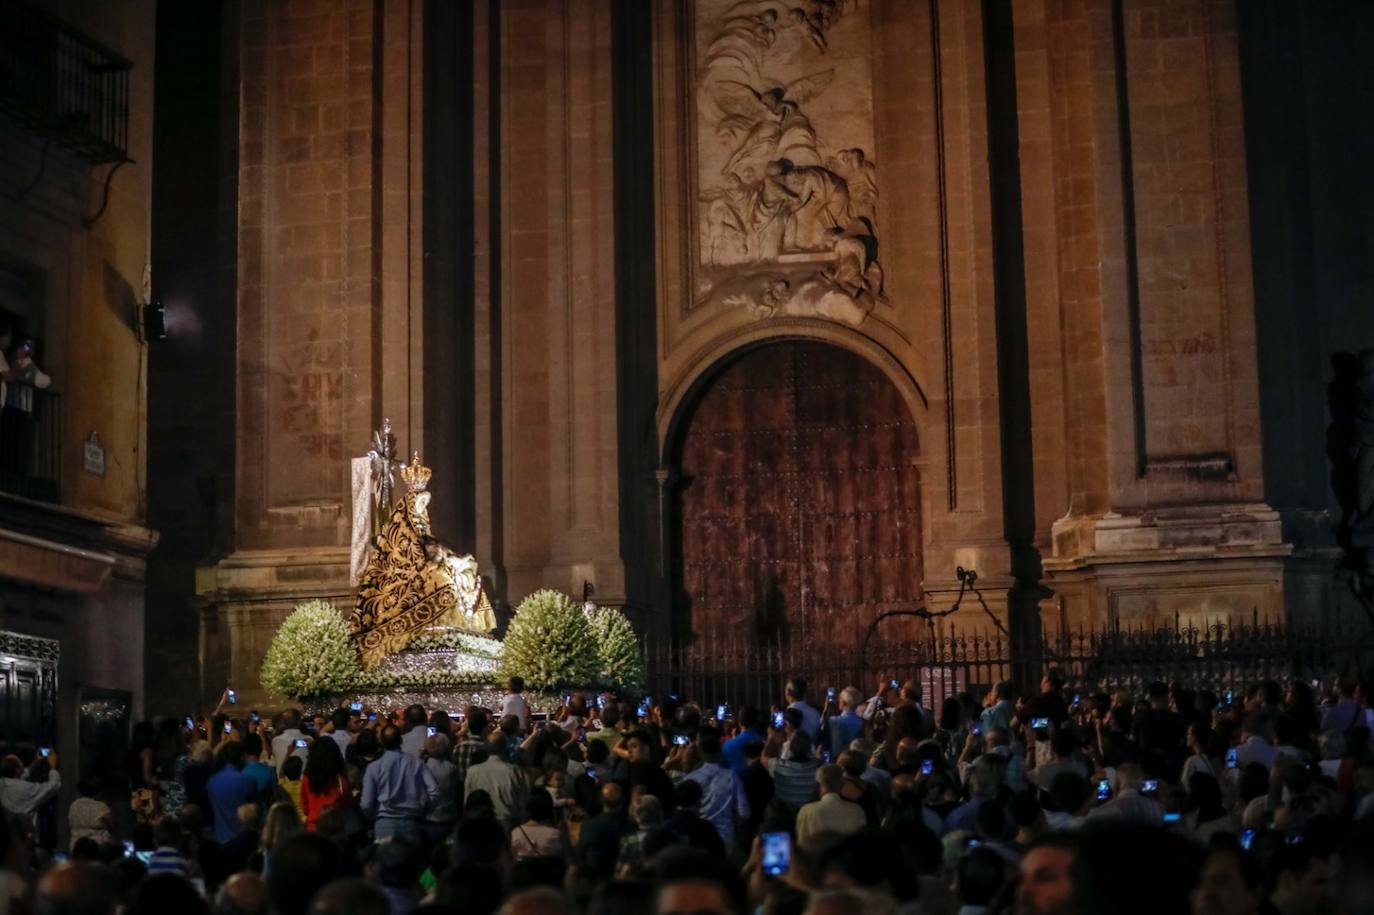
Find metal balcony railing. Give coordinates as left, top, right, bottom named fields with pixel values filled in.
left=0, top=0, right=132, bottom=164
left=0, top=385, right=61, bottom=503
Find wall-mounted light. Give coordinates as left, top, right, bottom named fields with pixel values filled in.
left=141, top=300, right=166, bottom=341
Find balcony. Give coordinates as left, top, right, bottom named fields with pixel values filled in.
left=0, top=385, right=61, bottom=503
left=0, top=0, right=132, bottom=164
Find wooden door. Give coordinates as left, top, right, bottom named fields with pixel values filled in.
left=674, top=340, right=923, bottom=656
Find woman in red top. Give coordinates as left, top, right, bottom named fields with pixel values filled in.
left=299, top=736, right=351, bottom=830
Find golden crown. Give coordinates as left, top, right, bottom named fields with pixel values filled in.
left=399, top=452, right=432, bottom=492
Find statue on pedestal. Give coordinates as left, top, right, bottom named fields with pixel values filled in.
left=348, top=451, right=496, bottom=671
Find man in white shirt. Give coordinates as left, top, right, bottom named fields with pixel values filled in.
left=1235, top=716, right=1279, bottom=771
left=270, top=709, right=307, bottom=773
left=0, top=752, right=61, bottom=826
left=502, top=677, right=531, bottom=731
left=787, top=678, right=821, bottom=741
left=1087, top=764, right=1164, bottom=824
left=795, top=765, right=865, bottom=851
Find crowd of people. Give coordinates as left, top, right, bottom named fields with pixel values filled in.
left=4, top=671, right=1374, bottom=915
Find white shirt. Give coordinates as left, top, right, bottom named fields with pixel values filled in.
left=0, top=770, right=61, bottom=818
left=510, top=821, right=561, bottom=858
left=1236, top=736, right=1279, bottom=771
left=271, top=729, right=305, bottom=772
left=796, top=793, right=866, bottom=850
left=789, top=700, right=821, bottom=740
left=330, top=731, right=352, bottom=756
left=502, top=693, right=531, bottom=731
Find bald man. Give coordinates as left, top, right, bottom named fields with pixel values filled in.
left=34, top=861, right=118, bottom=915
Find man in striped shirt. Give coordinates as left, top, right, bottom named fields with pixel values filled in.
left=146, top=817, right=191, bottom=877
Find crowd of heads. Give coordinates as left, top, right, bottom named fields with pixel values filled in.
left=3, top=671, right=1374, bottom=914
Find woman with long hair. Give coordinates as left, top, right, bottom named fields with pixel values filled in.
left=875, top=705, right=924, bottom=771
left=299, top=736, right=351, bottom=831
left=257, top=801, right=303, bottom=876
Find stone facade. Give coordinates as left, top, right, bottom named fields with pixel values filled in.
left=0, top=0, right=158, bottom=807
left=165, top=0, right=1370, bottom=709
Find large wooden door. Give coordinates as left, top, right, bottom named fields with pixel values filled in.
left=674, top=341, right=923, bottom=655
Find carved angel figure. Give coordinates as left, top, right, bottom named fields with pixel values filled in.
left=349, top=453, right=495, bottom=671
left=714, top=71, right=834, bottom=181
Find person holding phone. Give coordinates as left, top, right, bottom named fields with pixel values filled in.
left=681, top=727, right=752, bottom=848
left=721, top=707, right=768, bottom=775
left=785, top=678, right=822, bottom=740
left=825, top=687, right=866, bottom=760
left=1086, top=763, right=1164, bottom=824
left=0, top=749, right=61, bottom=829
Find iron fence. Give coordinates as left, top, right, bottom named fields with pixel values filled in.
left=0, top=385, right=61, bottom=502
left=643, top=613, right=1374, bottom=711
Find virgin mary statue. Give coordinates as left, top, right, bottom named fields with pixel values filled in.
left=348, top=452, right=496, bottom=670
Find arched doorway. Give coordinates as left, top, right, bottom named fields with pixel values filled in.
left=670, top=340, right=923, bottom=662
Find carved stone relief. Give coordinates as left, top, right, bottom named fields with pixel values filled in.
left=695, top=0, right=883, bottom=325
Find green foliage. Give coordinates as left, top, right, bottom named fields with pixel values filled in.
left=498, top=590, right=599, bottom=691
left=589, top=606, right=644, bottom=694
left=260, top=600, right=361, bottom=699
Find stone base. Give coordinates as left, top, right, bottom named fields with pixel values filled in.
left=196, top=547, right=352, bottom=711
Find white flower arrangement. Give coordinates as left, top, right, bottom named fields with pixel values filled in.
left=406, top=629, right=504, bottom=659
left=260, top=599, right=361, bottom=699
left=498, top=589, right=599, bottom=690
left=589, top=606, right=644, bottom=694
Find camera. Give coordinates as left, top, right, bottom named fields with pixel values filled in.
left=762, top=832, right=791, bottom=876
left=772, top=711, right=785, bottom=729
left=673, top=734, right=690, bottom=747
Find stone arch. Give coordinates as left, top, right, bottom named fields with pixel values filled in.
left=663, top=336, right=927, bottom=655
left=657, top=320, right=929, bottom=460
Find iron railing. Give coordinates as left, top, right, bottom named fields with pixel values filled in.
left=0, top=0, right=132, bottom=163
left=0, top=384, right=61, bottom=502
left=643, top=614, right=1374, bottom=710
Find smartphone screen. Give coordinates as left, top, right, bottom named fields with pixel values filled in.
left=223, top=722, right=232, bottom=734
left=227, top=689, right=237, bottom=704
left=185, top=716, right=195, bottom=729
left=123, top=840, right=135, bottom=858
left=294, top=738, right=309, bottom=749
left=762, top=832, right=791, bottom=876
left=1226, top=748, right=1238, bottom=769
left=1142, top=779, right=1159, bottom=795
left=350, top=702, right=362, bottom=712
left=827, top=687, right=836, bottom=701
left=1096, top=779, right=1111, bottom=802
left=673, top=734, right=689, bottom=746
left=920, top=759, right=933, bottom=776
left=1031, top=717, right=1049, bottom=730
left=427, top=726, right=437, bottom=737
left=716, top=704, right=728, bottom=720
left=1240, top=829, right=1255, bottom=850
left=972, top=722, right=983, bottom=736
left=39, top=746, right=50, bottom=758
left=638, top=700, right=650, bottom=717
left=889, top=679, right=900, bottom=689
left=772, top=711, right=785, bottom=729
